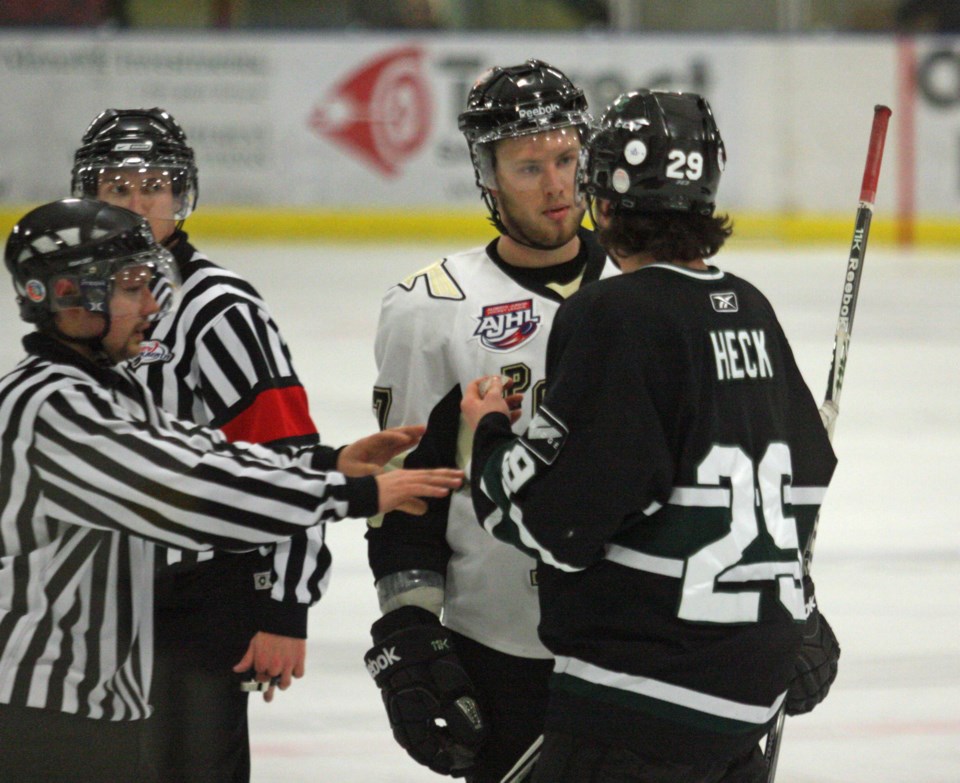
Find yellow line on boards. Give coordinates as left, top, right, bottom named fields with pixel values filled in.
left=0, top=207, right=955, bottom=247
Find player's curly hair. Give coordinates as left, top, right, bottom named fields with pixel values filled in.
left=598, top=210, right=733, bottom=263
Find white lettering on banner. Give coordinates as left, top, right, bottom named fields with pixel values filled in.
left=709, top=330, right=773, bottom=381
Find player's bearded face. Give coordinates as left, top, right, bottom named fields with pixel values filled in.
left=101, top=265, right=162, bottom=363
left=491, top=129, right=585, bottom=249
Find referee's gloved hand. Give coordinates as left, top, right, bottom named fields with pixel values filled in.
left=365, top=606, right=486, bottom=777
left=785, top=578, right=841, bottom=716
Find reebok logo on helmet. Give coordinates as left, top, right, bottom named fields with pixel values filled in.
left=518, top=103, right=559, bottom=119
left=113, top=142, right=153, bottom=153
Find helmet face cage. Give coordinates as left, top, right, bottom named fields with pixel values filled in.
left=71, top=108, right=198, bottom=221
left=471, top=124, right=590, bottom=193
left=5, top=198, right=180, bottom=325
left=458, top=59, right=591, bottom=191
left=586, top=89, right=726, bottom=216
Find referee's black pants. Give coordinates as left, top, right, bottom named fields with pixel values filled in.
left=0, top=703, right=159, bottom=783
left=142, top=553, right=262, bottom=783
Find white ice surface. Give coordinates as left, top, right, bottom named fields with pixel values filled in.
left=1, top=240, right=956, bottom=782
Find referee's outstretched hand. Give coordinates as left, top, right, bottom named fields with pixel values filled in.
left=338, top=425, right=427, bottom=476
left=376, top=468, right=463, bottom=516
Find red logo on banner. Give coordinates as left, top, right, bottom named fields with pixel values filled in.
left=309, top=47, right=432, bottom=177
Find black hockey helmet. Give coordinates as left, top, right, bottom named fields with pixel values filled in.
left=5, top=198, right=179, bottom=326
left=458, top=59, right=590, bottom=190
left=586, top=89, right=725, bottom=216
left=459, top=59, right=589, bottom=149
left=71, top=107, right=198, bottom=220
left=458, top=60, right=591, bottom=243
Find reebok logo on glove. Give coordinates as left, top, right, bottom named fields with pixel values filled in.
left=366, top=646, right=401, bottom=678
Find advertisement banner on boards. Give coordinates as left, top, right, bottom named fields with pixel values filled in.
left=0, top=32, right=918, bottom=215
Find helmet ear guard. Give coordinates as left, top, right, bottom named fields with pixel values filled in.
left=47, top=273, right=108, bottom=315
left=585, top=89, right=725, bottom=216
left=470, top=141, right=498, bottom=190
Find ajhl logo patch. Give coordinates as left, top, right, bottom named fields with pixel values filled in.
left=309, top=47, right=431, bottom=177
left=130, top=339, right=174, bottom=369
left=474, top=299, right=541, bottom=352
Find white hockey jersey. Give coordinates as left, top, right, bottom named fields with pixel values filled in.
left=367, top=230, right=617, bottom=657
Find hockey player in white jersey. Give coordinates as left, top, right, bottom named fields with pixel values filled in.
left=363, top=60, right=619, bottom=782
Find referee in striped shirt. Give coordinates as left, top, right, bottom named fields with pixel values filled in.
left=0, top=198, right=462, bottom=783
left=69, top=107, right=346, bottom=782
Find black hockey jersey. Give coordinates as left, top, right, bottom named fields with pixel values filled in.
left=472, top=262, right=837, bottom=761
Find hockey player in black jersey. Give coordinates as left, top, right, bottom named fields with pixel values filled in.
left=363, top=60, right=618, bottom=782
left=462, top=90, right=841, bottom=782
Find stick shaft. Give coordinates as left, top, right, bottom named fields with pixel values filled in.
left=499, top=734, right=542, bottom=783
left=766, top=104, right=892, bottom=783
left=824, top=105, right=892, bottom=411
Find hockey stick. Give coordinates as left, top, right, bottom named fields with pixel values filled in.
left=498, top=734, right=543, bottom=783
left=764, top=103, right=892, bottom=783
left=819, top=105, right=894, bottom=440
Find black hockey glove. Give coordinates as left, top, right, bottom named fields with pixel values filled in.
left=365, top=606, right=486, bottom=777
left=785, top=584, right=841, bottom=716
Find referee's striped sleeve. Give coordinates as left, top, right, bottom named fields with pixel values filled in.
left=193, top=300, right=330, bottom=612
left=199, top=303, right=313, bottom=442
left=30, top=382, right=374, bottom=550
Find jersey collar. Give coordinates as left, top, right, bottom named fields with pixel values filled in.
left=639, top=262, right=725, bottom=281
